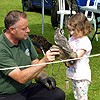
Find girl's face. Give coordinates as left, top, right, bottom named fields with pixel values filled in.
left=67, top=25, right=83, bottom=38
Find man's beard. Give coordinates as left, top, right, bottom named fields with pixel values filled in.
left=24, top=35, right=28, bottom=40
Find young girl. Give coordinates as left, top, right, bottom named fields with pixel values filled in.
left=66, top=13, right=93, bottom=100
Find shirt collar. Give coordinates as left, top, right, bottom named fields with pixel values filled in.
left=2, top=29, right=17, bottom=47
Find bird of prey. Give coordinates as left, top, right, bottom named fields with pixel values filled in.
left=54, top=28, right=77, bottom=66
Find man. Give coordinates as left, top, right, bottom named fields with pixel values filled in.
left=0, top=10, right=65, bottom=100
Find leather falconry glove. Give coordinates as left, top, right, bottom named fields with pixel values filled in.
left=53, top=28, right=78, bottom=66
left=35, top=71, right=56, bottom=89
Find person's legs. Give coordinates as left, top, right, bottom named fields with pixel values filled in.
left=0, top=83, right=65, bottom=100
left=72, top=79, right=90, bottom=100
left=0, top=90, right=27, bottom=100
left=27, top=83, right=66, bottom=100
left=0, top=83, right=30, bottom=100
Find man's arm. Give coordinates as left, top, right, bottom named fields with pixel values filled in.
left=8, top=48, right=60, bottom=84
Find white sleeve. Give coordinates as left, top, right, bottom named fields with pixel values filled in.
left=78, top=36, right=92, bottom=52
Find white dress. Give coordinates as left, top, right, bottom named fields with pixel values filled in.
left=66, top=36, right=92, bottom=82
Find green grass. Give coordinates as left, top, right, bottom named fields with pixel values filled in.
left=0, top=0, right=100, bottom=100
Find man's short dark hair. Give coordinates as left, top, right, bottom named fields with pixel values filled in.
left=4, top=10, right=27, bottom=29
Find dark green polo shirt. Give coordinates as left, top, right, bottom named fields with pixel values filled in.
left=0, top=33, right=38, bottom=94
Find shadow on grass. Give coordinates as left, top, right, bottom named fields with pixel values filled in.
left=91, top=37, right=100, bottom=55
left=26, top=7, right=51, bottom=16
left=66, top=92, right=74, bottom=100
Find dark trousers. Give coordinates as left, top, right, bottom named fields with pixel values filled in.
left=0, top=83, right=65, bottom=100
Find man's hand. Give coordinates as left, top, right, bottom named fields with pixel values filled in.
left=50, top=45, right=66, bottom=60
left=39, top=77, right=56, bottom=89
left=44, top=47, right=60, bottom=62
left=35, top=71, right=56, bottom=89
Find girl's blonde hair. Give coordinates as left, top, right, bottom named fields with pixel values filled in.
left=66, top=12, right=93, bottom=35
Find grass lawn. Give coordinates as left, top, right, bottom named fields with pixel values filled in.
left=0, top=0, right=100, bottom=100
